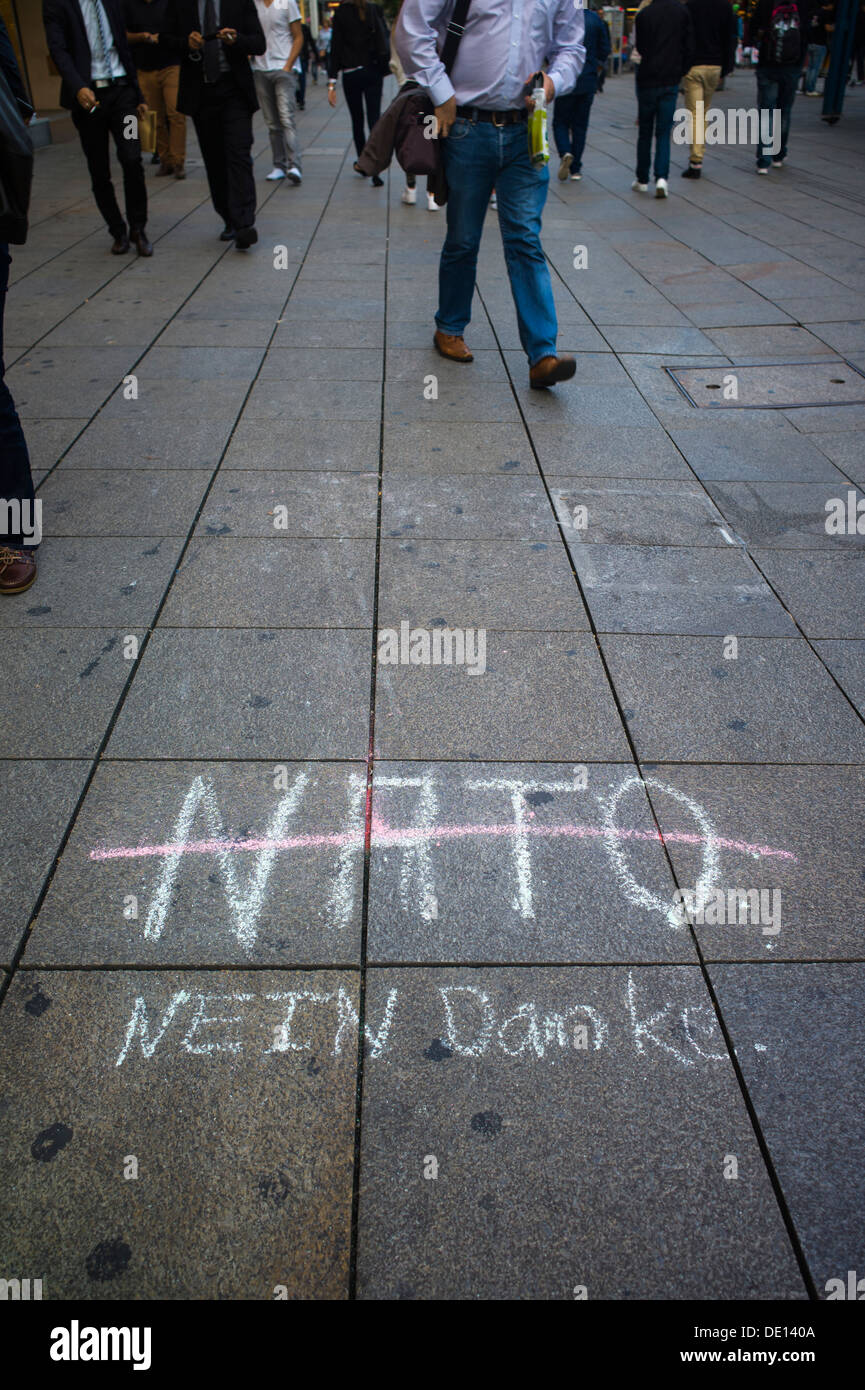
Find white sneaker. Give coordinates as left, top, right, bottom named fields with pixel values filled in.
left=401, top=185, right=417, bottom=205
left=632, top=178, right=649, bottom=192
left=287, top=166, right=302, bottom=184
left=570, top=171, right=581, bottom=180
left=771, top=158, right=785, bottom=168
left=427, top=192, right=440, bottom=211
left=266, top=167, right=286, bottom=181
left=655, top=177, right=668, bottom=198
left=756, top=165, right=769, bottom=175
left=489, top=191, right=497, bottom=209
left=557, top=152, right=573, bottom=181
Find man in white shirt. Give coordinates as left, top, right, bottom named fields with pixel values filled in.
left=252, top=0, right=304, bottom=182
left=395, top=0, right=585, bottom=388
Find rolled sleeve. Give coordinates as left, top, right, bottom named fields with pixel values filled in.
left=547, top=0, right=586, bottom=97
left=394, top=0, right=454, bottom=104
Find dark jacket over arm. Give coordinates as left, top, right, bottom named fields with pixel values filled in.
left=0, top=14, right=32, bottom=115
left=43, top=0, right=144, bottom=108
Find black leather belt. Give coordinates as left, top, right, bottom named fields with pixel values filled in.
left=456, top=105, right=528, bottom=125
left=93, top=76, right=131, bottom=89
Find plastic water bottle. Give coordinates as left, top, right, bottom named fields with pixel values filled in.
left=529, top=81, right=549, bottom=167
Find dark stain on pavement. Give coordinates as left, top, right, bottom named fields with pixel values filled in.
left=471, top=1111, right=502, bottom=1138
left=85, top=1238, right=131, bottom=1281
left=31, top=1122, right=73, bottom=1161
left=424, top=1038, right=453, bottom=1061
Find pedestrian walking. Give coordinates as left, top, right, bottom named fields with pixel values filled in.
left=752, top=0, right=811, bottom=172
left=252, top=0, right=303, bottom=183
left=553, top=0, right=611, bottom=182
left=43, top=0, right=153, bottom=255
left=394, top=0, right=585, bottom=389
left=680, top=0, right=736, bottom=178
left=632, top=0, right=695, bottom=198
left=162, top=0, right=265, bottom=246
left=124, top=0, right=187, bottom=176
left=327, top=0, right=389, bottom=184
left=0, top=15, right=38, bottom=595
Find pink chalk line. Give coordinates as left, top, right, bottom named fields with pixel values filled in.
left=89, top=819, right=796, bottom=863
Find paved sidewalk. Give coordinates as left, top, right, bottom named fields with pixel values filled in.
left=1, top=69, right=864, bottom=1300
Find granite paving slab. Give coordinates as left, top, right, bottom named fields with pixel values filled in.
left=0, top=969, right=357, bottom=1298
left=107, top=628, right=371, bottom=760
left=381, top=476, right=559, bottom=541
left=356, top=965, right=804, bottom=1299
left=0, top=538, right=184, bottom=630
left=702, top=481, right=865, bottom=548
left=813, top=640, right=865, bottom=717
left=709, top=963, right=865, bottom=1295
left=550, top=478, right=729, bottom=548
left=751, top=550, right=865, bottom=639
left=26, top=761, right=364, bottom=967
left=37, top=470, right=210, bottom=536
left=374, top=632, right=630, bottom=761
left=196, top=471, right=379, bottom=537
left=599, top=635, right=865, bottom=763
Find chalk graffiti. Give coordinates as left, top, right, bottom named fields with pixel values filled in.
left=114, top=972, right=729, bottom=1069
left=89, top=769, right=796, bottom=952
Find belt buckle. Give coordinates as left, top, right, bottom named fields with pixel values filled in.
left=491, top=111, right=505, bottom=128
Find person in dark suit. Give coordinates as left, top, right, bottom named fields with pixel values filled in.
left=42, top=0, right=152, bottom=255
left=162, top=0, right=265, bottom=247
left=0, top=15, right=39, bottom=594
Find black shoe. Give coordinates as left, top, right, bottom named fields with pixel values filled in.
left=371, top=174, right=384, bottom=187
left=681, top=165, right=702, bottom=179
left=150, top=152, right=160, bottom=165
left=234, top=226, right=258, bottom=250
left=110, top=232, right=130, bottom=254
left=130, top=227, right=153, bottom=257
left=220, top=224, right=236, bottom=241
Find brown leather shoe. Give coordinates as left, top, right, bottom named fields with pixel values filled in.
left=0, top=547, right=37, bottom=595
left=434, top=330, right=473, bottom=363
left=529, top=354, right=577, bottom=389
left=111, top=233, right=130, bottom=255
left=155, top=164, right=174, bottom=176
left=130, top=228, right=153, bottom=257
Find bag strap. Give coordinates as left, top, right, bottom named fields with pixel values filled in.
left=441, top=0, right=473, bottom=75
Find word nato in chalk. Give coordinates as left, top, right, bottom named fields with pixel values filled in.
left=50, top=1322, right=152, bottom=1371
left=672, top=887, right=781, bottom=936
left=378, top=621, right=486, bottom=674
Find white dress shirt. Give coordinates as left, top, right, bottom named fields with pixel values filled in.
left=394, top=0, right=585, bottom=108
left=78, top=0, right=127, bottom=79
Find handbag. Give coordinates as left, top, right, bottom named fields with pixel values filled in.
left=394, top=0, right=472, bottom=187
left=0, top=61, right=33, bottom=245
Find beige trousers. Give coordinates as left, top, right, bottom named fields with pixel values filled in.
left=682, top=64, right=722, bottom=164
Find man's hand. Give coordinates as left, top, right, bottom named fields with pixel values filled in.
left=76, top=86, right=98, bottom=111
left=434, top=94, right=457, bottom=137
left=217, top=27, right=237, bottom=44
left=137, top=102, right=148, bottom=121
left=523, top=71, right=555, bottom=107
left=328, top=84, right=337, bottom=106
left=189, top=30, right=204, bottom=50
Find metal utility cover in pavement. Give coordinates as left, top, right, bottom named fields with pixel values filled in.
left=667, top=359, right=865, bottom=409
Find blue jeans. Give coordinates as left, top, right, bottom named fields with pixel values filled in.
left=635, top=83, right=678, bottom=183
left=552, top=90, right=595, bottom=171
left=439, top=117, right=557, bottom=365
left=755, top=65, right=799, bottom=166
left=804, top=43, right=826, bottom=93
left=0, top=244, right=36, bottom=549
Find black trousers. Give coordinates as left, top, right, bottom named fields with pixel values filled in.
left=342, top=65, right=383, bottom=158
left=70, top=82, right=148, bottom=237
left=0, top=245, right=36, bottom=549
left=193, top=75, right=257, bottom=231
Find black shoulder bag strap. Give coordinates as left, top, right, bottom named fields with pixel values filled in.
left=440, top=0, right=473, bottom=74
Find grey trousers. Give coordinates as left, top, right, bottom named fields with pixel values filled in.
left=253, top=69, right=301, bottom=172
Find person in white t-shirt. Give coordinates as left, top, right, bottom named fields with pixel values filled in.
left=252, top=0, right=304, bottom=182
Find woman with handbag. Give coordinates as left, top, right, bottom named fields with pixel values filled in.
left=327, top=0, right=389, bottom=182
